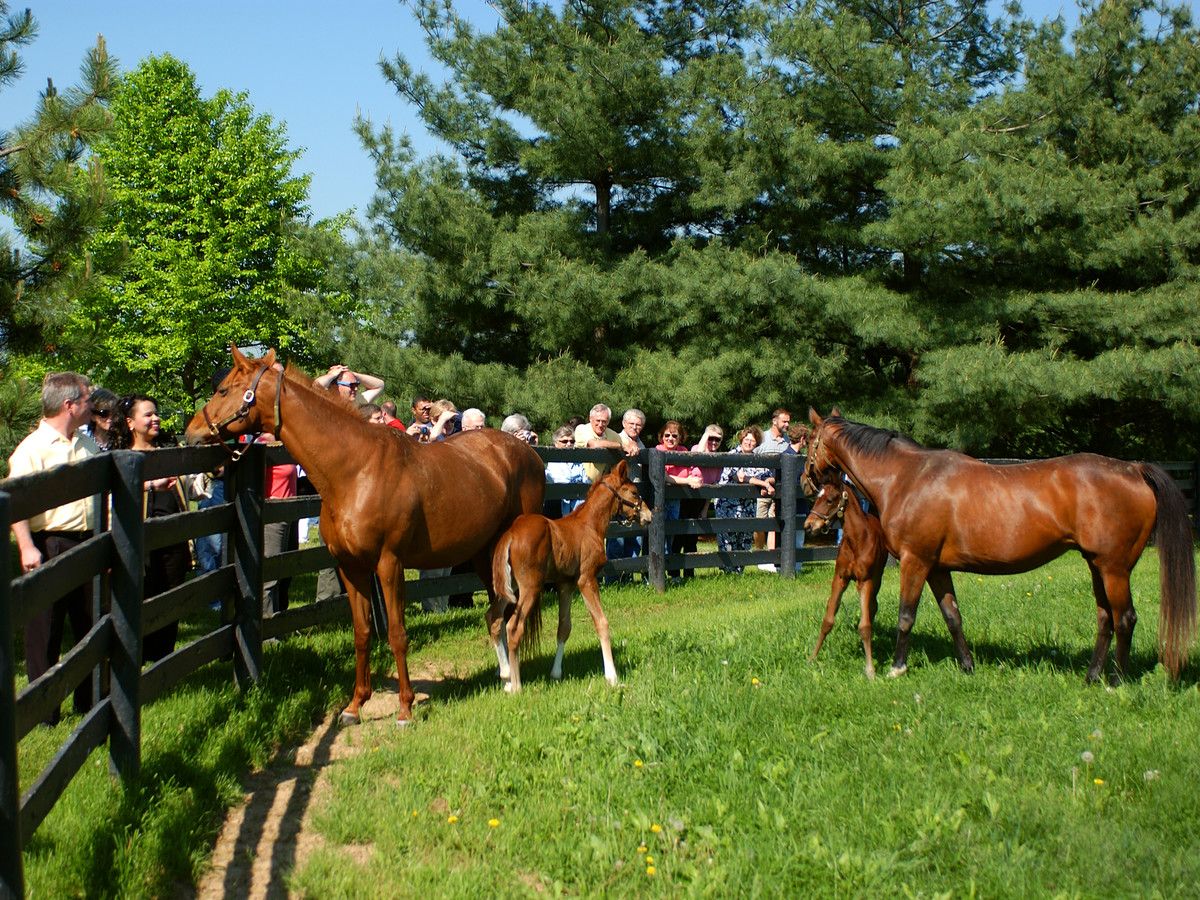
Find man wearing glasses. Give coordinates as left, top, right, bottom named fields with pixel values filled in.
left=313, top=364, right=385, bottom=403
left=6, top=371, right=99, bottom=724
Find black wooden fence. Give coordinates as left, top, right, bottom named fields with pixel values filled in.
left=0, top=445, right=1196, bottom=896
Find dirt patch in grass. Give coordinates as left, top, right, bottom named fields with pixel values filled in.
left=196, top=660, right=455, bottom=898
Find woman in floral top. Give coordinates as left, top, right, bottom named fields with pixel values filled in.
left=715, top=426, right=776, bottom=573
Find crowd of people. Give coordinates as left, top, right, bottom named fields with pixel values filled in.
left=6, top=364, right=813, bottom=723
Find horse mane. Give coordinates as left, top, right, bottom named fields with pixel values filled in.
left=828, top=416, right=923, bottom=459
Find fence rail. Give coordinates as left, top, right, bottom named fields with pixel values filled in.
left=1, top=443, right=1196, bottom=895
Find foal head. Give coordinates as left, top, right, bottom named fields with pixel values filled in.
left=804, top=475, right=850, bottom=535
left=601, top=459, right=652, bottom=527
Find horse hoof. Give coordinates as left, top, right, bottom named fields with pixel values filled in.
left=550, top=670, right=563, bottom=681
left=864, top=666, right=876, bottom=680
left=395, top=717, right=413, bottom=728
left=504, top=681, right=516, bottom=693
left=887, top=665, right=907, bottom=679
left=338, top=710, right=360, bottom=727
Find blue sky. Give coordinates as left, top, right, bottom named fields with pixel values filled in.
left=6, top=0, right=1186, bottom=222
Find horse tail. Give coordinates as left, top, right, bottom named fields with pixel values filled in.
left=492, top=532, right=517, bottom=607
left=1140, top=464, right=1197, bottom=680
left=521, top=596, right=544, bottom=659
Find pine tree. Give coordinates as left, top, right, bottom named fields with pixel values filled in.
left=0, top=2, right=116, bottom=359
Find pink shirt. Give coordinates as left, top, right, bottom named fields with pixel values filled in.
left=657, top=443, right=700, bottom=481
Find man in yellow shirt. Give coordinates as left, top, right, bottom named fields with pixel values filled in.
left=7, top=371, right=98, bottom=724
left=573, top=403, right=638, bottom=482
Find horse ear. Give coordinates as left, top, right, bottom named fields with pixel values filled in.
left=809, top=407, right=823, bottom=427
left=614, top=458, right=629, bottom=479
left=830, top=405, right=842, bottom=418
left=231, top=344, right=249, bottom=368
left=262, top=348, right=277, bottom=368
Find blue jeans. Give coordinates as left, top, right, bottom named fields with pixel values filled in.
left=194, top=478, right=225, bottom=574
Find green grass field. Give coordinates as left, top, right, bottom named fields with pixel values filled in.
left=17, top=554, right=1200, bottom=897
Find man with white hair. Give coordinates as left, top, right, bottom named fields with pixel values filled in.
left=460, top=408, right=486, bottom=431
left=573, top=403, right=636, bottom=482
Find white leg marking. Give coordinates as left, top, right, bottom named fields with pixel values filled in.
left=550, top=641, right=566, bottom=680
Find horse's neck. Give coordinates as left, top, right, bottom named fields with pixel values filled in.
left=274, top=380, right=395, bottom=500
left=576, top=482, right=620, bottom=532
left=841, top=491, right=872, bottom=541
left=833, top=441, right=910, bottom=509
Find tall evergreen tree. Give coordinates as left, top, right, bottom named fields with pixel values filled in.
left=0, top=2, right=115, bottom=360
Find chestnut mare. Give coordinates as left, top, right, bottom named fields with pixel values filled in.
left=185, top=348, right=545, bottom=724
left=804, top=410, right=1196, bottom=682
left=805, top=473, right=889, bottom=678
left=489, top=459, right=651, bottom=692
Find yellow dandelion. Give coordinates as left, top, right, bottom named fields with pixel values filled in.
left=637, top=844, right=648, bottom=854
left=651, top=823, right=663, bottom=834
left=645, top=855, right=655, bottom=864
left=488, top=818, right=500, bottom=828
left=447, top=814, right=459, bottom=824
left=411, top=810, right=419, bottom=818
left=646, top=865, right=657, bottom=876
left=1094, top=778, right=1105, bottom=786
left=634, top=759, right=644, bottom=768
left=751, top=677, right=761, bottom=686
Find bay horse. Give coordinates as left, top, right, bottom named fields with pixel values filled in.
left=805, top=473, right=889, bottom=678
left=489, top=459, right=651, bottom=692
left=185, top=347, right=545, bottom=724
left=804, top=409, right=1196, bottom=682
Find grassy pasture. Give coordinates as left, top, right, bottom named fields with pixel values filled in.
left=16, top=554, right=1200, bottom=897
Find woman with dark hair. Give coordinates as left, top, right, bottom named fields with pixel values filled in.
left=656, top=420, right=702, bottom=580
left=714, top=426, right=774, bottom=574
left=112, top=394, right=208, bottom=662
left=85, top=387, right=119, bottom=450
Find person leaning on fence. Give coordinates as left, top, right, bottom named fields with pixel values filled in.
left=753, top=408, right=794, bottom=572
left=657, top=421, right=703, bottom=580
left=715, top=426, right=773, bottom=574
left=6, top=371, right=99, bottom=725
left=574, top=404, right=634, bottom=482
left=111, top=393, right=210, bottom=663
left=544, top=425, right=588, bottom=519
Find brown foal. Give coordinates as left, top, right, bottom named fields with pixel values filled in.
left=489, top=460, right=651, bottom=692
left=804, top=473, right=890, bottom=678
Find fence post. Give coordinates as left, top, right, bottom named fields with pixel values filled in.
left=0, top=491, right=25, bottom=898
left=108, top=450, right=144, bottom=782
left=779, top=454, right=798, bottom=579
left=230, top=443, right=266, bottom=688
left=648, top=448, right=667, bottom=593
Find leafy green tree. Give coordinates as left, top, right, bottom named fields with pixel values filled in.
left=0, top=2, right=115, bottom=359
left=67, top=54, right=316, bottom=420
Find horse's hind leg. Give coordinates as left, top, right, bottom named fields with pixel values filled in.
left=486, top=596, right=511, bottom=682
left=550, top=582, right=573, bottom=680
left=857, top=581, right=878, bottom=679
left=578, top=573, right=619, bottom=686
left=1085, top=561, right=1116, bottom=683
left=927, top=569, right=974, bottom=674
left=1089, top=561, right=1137, bottom=683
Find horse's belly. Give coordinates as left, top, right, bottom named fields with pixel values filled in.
left=940, top=535, right=1072, bottom=574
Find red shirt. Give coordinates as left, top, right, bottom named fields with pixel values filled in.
left=386, top=419, right=406, bottom=430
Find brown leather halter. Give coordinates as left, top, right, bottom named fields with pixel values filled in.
left=201, top=364, right=282, bottom=462
left=600, top=480, right=645, bottom=525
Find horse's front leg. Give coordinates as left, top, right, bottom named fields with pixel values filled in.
left=378, top=552, right=416, bottom=724
left=479, top=545, right=511, bottom=681
left=927, top=569, right=973, bottom=673
left=811, top=562, right=851, bottom=662
left=857, top=580, right=878, bottom=679
left=340, top=563, right=376, bottom=725
left=578, top=572, right=618, bottom=686
left=550, top=581, right=574, bottom=680
left=890, top=554, right=931, bottom=678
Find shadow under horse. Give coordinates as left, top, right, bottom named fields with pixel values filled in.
left=804, top=409, right=1196, bottom=683
left=185, top=347, right=545, bottom=724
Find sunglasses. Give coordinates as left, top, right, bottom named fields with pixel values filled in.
left=335, top=380, right=359, bottom=389
left=93, top=409, right=114, bottom=419
left=555, top=439, right=575, bottom=445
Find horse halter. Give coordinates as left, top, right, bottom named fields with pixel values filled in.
left=809, top=484, right=849, bottom=525
left=202, top=364, right=283, bottom=461
left=601, top=480, right=645, bottom=525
